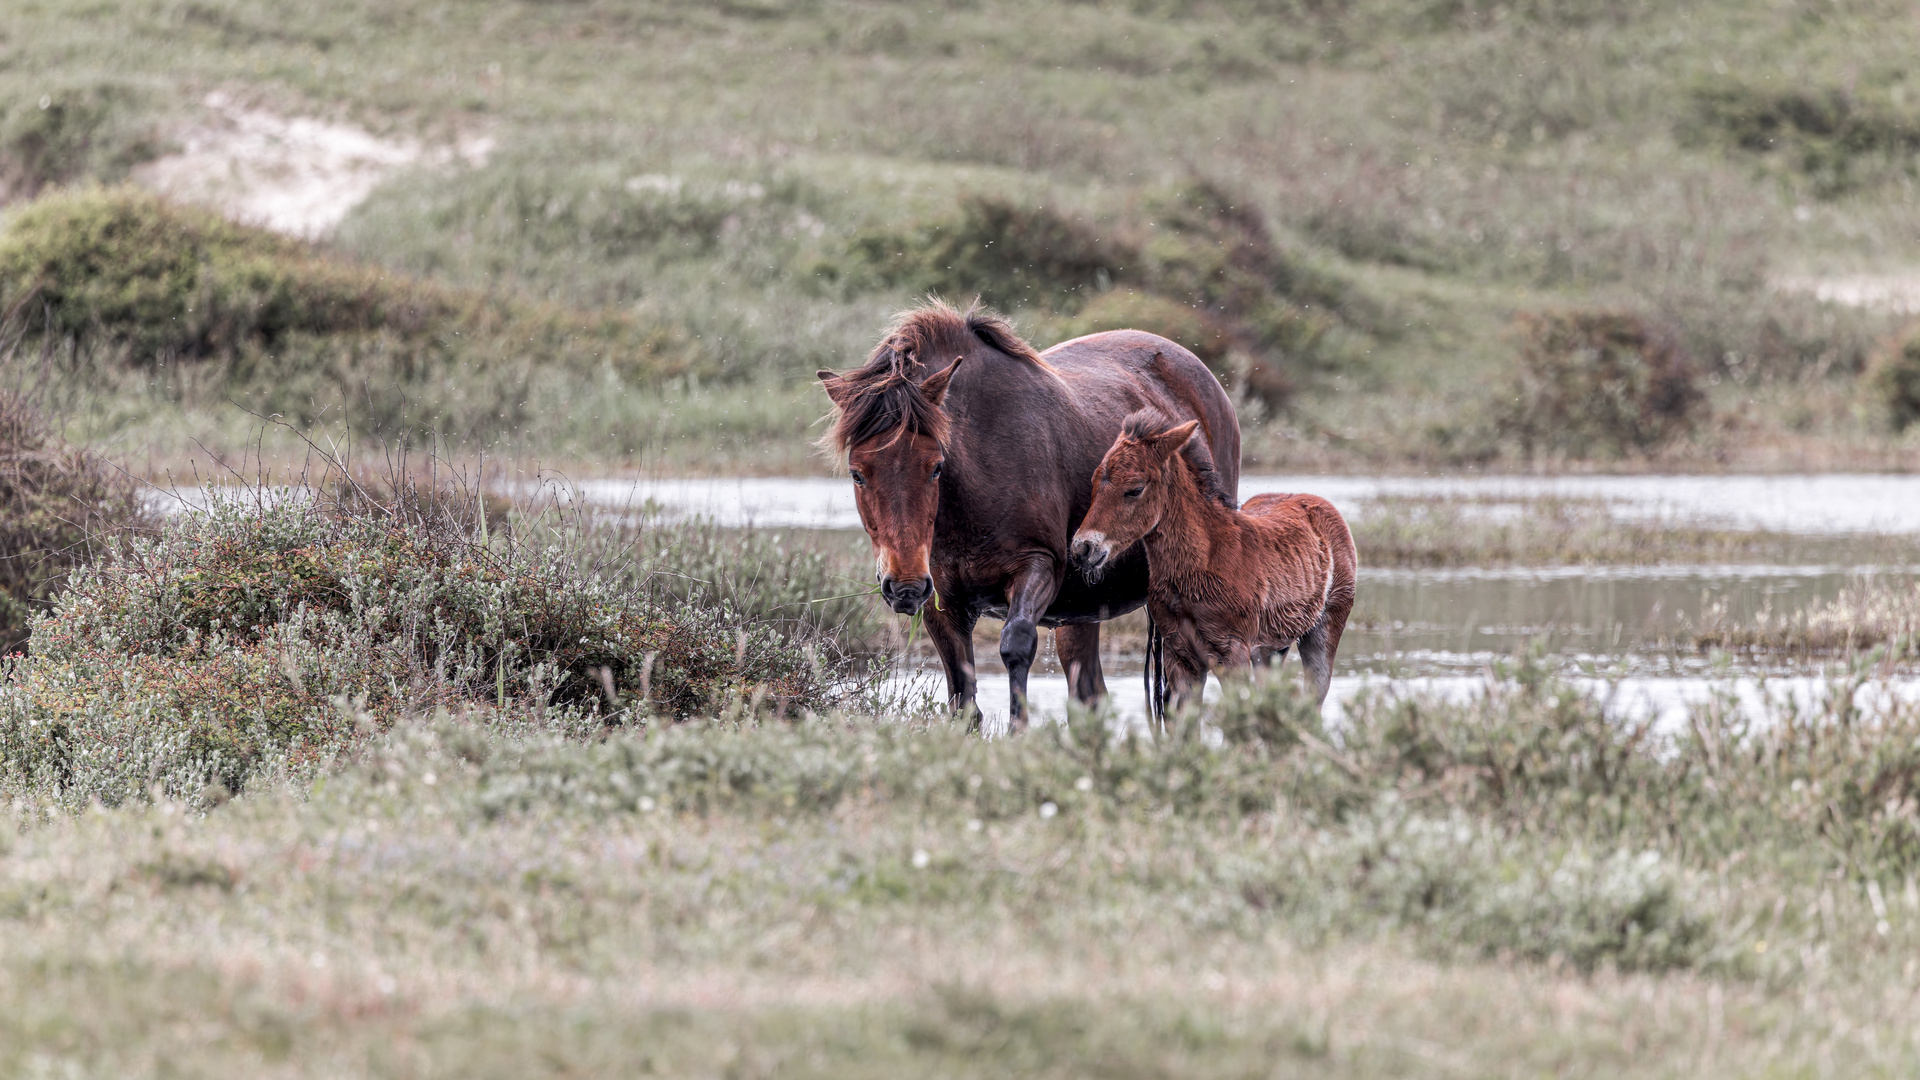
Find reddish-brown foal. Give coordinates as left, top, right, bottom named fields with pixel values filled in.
left=1068, top=410, right=1357, bottom=712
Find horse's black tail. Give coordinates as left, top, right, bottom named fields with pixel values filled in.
left=1144, top=611, right=1164, bottom=729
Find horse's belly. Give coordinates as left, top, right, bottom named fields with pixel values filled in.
left=959, top=547, right=1151, bottom=626
left=1042, top=547, right=1150, bottom=625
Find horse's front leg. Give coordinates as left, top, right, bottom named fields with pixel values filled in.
left=1000, top=557, right=1063, bottom=733
left=923, top=597, right=981, bottom=729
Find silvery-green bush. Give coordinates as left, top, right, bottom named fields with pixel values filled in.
left=0, top=492, right=837, bottom=810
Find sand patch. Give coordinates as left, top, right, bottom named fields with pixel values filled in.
left=1775, top=272, right=1920, bottom=316
left=132, top=92, right=491, bottom=239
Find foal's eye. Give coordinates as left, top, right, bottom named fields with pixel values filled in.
left=1124, top=485, right=1146, bottom=499
left=850, top=469, right=866, bottom=487
left=930, top=461, right=944, bottom=481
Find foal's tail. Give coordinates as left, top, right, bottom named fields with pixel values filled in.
left=1143, top=611, right=1165, bottom=729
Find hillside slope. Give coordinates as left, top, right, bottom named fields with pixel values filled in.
left=2, top=0, right=1918, bottom=471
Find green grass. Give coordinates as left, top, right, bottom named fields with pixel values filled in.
left=1349, top=494, right=1920, bottom=568
left=10, top=656, right=1920, bottom=1075
left=1, top=0, right=1918, bottom=471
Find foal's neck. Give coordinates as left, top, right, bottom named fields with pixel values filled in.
left=1143, top=457, right=1235, bottom=584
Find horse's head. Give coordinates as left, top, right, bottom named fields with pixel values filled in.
left=1070, top=411, right=1201, bottom=582
left=817, top=356, right=963, bottom=615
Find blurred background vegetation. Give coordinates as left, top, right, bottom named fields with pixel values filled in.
left=0, top=0, right=1916, bottom=474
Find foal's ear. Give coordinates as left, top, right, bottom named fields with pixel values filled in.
left=918, top=356, right=964, bottom=408
left=816, top=369, right=850, bottom=407
left=1147, top=419, right=1202, bottom=459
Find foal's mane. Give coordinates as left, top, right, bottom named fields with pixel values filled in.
left=822, top=299, right=1046, bottom=452
left=1121, top=409, right=1234, bottom=511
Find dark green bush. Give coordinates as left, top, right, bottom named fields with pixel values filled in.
left=843, top=194, right=1134, bottom=313
left=852, top=181, right=1362, bottom=407
left=1866, top=322, right=1920, bottom=433
left=1138, top=180, right=1354, bottom=404
left=0, top=187, right=711, bottom=438
left=1685, top=80, right=1920, bottom=197
left=1496, top=309, right=1705, bottom=459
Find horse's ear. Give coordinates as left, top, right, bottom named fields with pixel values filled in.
left=918, top=356, right=964, bottom=408
left=1147, top=419, right=1202, bottom=459
left=817, top=369, right=849, bottom=407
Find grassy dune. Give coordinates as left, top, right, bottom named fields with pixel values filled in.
left=10, top=4, right=1920, bottom=1073
left=1, top=0, right=1919, bottom=471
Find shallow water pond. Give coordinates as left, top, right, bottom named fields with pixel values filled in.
left=913, top=560, right=1920, bottom=734
left=582, top=473, right=1920, bottom=536
left=1345, top=562, right=1920, bottom=666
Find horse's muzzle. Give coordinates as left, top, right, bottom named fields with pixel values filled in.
left=881, top=575, right=934, bottom=615
left=1069, top=534, right=1111, bottom=582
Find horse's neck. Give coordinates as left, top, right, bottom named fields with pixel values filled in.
left=1143, top=460, right=1235, bottom=586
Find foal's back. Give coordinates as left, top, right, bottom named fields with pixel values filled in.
left=1238, top=492, right=1358, bottom=699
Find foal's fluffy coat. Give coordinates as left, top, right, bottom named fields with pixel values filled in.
left=1070, top=410, right=1357, bottom=710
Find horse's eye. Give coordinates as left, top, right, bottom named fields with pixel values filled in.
left=850, top=469, right=866, bottom=487
left=1124, top=486, right=1145, bottom=499
left=931, top=461, right=944, bottom=481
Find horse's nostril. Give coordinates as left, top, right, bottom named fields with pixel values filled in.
left=879, top=576, right=931, bottom=614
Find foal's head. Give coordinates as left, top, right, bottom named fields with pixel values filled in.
left=1069, top=411, right=1209, bottom=582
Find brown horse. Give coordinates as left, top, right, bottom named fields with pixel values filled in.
left=1068, top=410, right=1356, bottom=713
left=817, top=301, right=1240, bottom=730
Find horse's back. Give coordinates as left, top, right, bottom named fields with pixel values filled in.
left=1242, top=493, right=1358, bottom=578
left=1244, top=492, right=1348, bottom=534
left=1040, top=329, right=1241, bottom=493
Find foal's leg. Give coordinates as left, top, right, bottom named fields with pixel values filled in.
left=1055, top=624, right=1107, bottom=705
left=1161, top=642, right=1210, bottom=715
left=923, top=599, right=982, bottom=729
left=1253, top=642, right=1291, bottom=670
left=1297, top=604, right=1352, bottom=707
left=1000, top=557, right=1063, bottom=733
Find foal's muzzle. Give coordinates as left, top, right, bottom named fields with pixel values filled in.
left=881, top=575, right=934, bottom=615
left=1069, top=534, right=1112, bottom=582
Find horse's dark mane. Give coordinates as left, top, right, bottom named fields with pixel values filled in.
left=822, top=299, right=1045, bottom=452
left=1120, top=408, right=1234, bottom=511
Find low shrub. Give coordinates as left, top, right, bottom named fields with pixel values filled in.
left=0, top=187, right=710, bottom=439
left=389, top=692, right=1717, bottom=973
left=1047, top=290, right=1235, bottom=367
left=0, top=391, right=151, bottom=648
left=595, top=515, right=887, bottom=652
left=1865, top=322, right=1920, bottom=433
left=849, top=181, right=1361, bottom=407
left=0, top=488, right=840, bottom=806
left=1685, top=79, right=1920, bottom=198
left=1313, top=805, right=1708, bottom=972
left=842, top=194, right=1133, bottom=314
left=1496, top=309, right=1705, bottom=459
left=1689, top=580, right=1920, bottom=655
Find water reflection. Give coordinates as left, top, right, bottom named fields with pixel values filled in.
left=1346, top=563, right=1920, bottom=667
